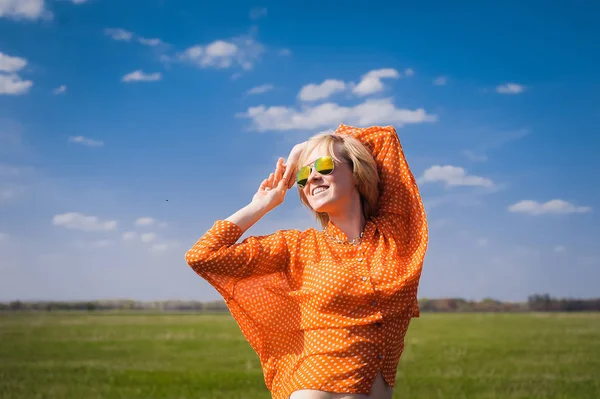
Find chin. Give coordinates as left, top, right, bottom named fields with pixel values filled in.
left=309, top=198, right=336, bottom=213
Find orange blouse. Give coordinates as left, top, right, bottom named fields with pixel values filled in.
left=185, top=124, right=428, bottom=399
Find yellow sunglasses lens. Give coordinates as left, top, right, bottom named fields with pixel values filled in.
left=296, top=166, right=310, bottom=187
left=296, top=156, right=335, bottom=187
left=315, top=156, right=334, bottom=175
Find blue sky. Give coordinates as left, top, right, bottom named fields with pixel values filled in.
left=1, top=0, right=599, bottom=302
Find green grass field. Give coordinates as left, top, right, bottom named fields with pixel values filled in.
left=1, top=312, right=599, bottom=399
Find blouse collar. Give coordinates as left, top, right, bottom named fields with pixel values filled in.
left=324, top=218, right=374, bottom=245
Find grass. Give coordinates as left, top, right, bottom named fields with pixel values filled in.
left=0, top=312, right=599, bottom=398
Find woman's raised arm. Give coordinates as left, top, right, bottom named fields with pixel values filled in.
left=185, top=158, right=297, bottom=292
left=335, top=124, right=427, bottom=246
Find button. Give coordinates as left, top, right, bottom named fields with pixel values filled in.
left=371, top=301, right=377, bottom=306
left=362, top=276, right=368, bottom=281
left=377, top=354, right=384, bottom=359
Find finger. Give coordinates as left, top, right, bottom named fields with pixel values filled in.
left=274, top=158, right=284, bottom=182
left=279, top=165, right=287, bottom=185
left=286, top=168, right=296, bottom=189
left=267, top=173, right=275, bottom=188
left=259, top=178, right=268, bottom=191
left=282, top=164, right=290, bottom=184
left=276, top=178, right=286, bottom=191
left=283, top=162, right=294, bottom=183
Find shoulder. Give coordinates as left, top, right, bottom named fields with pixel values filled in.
left=279, top=226, right=319, bottom=241
left=270, top=227, right=321, bottom=250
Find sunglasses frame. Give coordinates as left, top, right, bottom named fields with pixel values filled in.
left=296, top=155, right=336, bottom=188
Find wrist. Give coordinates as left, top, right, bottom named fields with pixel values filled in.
left=247, top=200, right=271, bottom=216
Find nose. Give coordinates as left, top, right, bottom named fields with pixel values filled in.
left=306, top=167, right=322, bottom=186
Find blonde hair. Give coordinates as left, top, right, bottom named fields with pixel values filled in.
left=296, top=133, right=380, bottom=228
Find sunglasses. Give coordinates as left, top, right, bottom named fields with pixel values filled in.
left=296, top=155, right=336, bottom=188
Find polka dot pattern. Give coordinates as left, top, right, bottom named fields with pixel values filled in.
left=185, top=124, right=428, bottom=399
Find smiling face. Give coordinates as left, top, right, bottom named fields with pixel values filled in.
left=300, top=142, right=358, bottom=214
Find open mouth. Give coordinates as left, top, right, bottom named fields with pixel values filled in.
left=312, top=186, right=329, bottom=196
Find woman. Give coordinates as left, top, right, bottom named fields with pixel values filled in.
left=185, top=124, right=428, bottom=399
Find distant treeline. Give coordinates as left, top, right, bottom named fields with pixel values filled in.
left=1, top=294, right=599, bottom=312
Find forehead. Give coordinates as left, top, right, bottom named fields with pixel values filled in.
left=303, top=142, right=342, bottom=166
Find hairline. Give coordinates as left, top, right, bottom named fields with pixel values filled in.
left=299, top=136, right=346, bottom=169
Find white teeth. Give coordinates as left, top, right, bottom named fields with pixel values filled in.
left=313, top=187, right=328, bottom=195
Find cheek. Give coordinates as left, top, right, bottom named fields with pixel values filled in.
left=331, top=174, right=354, bottom=194
left=303, top=186, right=311, bottom=198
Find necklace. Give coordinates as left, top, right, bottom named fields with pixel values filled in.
left=324, top=228, right=364, bottom=246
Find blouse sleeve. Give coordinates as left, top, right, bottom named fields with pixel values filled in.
left=337, top=124, right=428, bottom=250
left=185, top=220, right=294, bottom=300
left=339, top=125, right=427, bottom=318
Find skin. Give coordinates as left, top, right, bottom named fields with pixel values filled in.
left=225, top=141, right=392, bottom=399
left=289, top=372, right=393, bottom=399
left=298, top=142, right=366, bottom=242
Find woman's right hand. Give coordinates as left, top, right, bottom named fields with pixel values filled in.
left=251, top=157, right=288, bottom=213
left=282, top=142, right=307, bottom=189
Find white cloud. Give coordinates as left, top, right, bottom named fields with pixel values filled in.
left=352, top=68, right=401, bottom=96
left=508, top=199, right=592, bottom=215
left=0, top=52, right=31, bottom=95
left=71, top=0, right=89, bottom=4
left=138, top=37, right=162, bottom=46
left=0, top=74, right=33, bottom=95
left=179, top=41, right=237, bottom=68
left=247, top=84, right=273, bottom=95
left=141, top=233, right=157, bottom=243
left=0, top=232, right=8, bottom=240
left=420, top=165, right=494, bottom=188
left=68, top=136, right=104, bottom=147
left=52, top=84, right=66, bottom=95
left=496, top=83, right=525, bottom=94
left=477, top=238, right=488, bottom=247
left=237, top=98, right=436, bottom=132
left=278, top=48, right=291, bottom=56
left=0, top=0, right=50, bottom=20
left=122, top=232, right=137, bottom=240
left=121, top=70, right=161, bottom=83
left=135, top=217, right=155, bottom=226
left=0, top=52, right=27, bottom=73
left=104, top=28, right=133, bottom=41
left=298, top=79, right=346, bottom=102
left=296, top=67, right=412, bottom=102
left=249, top=6, right=267, bottom=20
left=433, top=76, right=447, bottom=86
left=104, top=28, right=164, bottom=47
left=178, top=35, right=265, bottom=71
left=53, top=212, right=117, bottom=232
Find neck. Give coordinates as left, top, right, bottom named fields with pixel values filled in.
left=327, top=192, right=366, bottom=241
